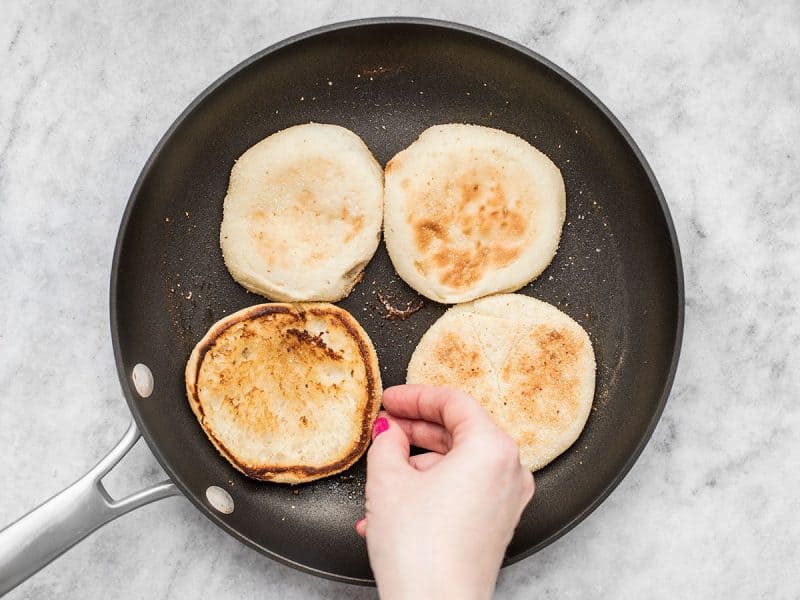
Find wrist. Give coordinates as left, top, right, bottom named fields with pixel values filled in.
left=376, top=562, right=497, bottom=600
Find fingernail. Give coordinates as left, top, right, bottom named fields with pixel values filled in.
left=372, top=417, right=389, bottom=439
left=355, top=518, right=366, bottom=530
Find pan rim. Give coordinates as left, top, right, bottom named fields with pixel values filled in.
left=110, top=16, right=685, bottom=586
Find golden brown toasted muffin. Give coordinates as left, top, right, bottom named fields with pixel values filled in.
left=384, top=124, right=565, bottom=303
left=407, top=294, right=595, bottom=471
left=186, top=303, right=381, bottom=483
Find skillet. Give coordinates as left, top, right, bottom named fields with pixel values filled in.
left=0, top=17, right=683, bottom=591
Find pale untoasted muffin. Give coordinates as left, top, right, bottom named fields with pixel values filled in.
left=220, top=123, right=383, bottom=302
left=185, top=303, right=382, bottom=483
left=407, top=294, right=595, bottom=471
left=384, top=124, right=565, bottom=304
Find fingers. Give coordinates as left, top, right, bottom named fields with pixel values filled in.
left=357, top=449, right=448, bottom=540
left=520, top=467, right=535, bottom=500
left=382, top=385, right=492, bottom=438
left=366, top=416, right=411, bottom=479
left=390, top=416, right=452, bottom=454
left=408, top=451, right=445, bottom=471
left=355, top=517, right=366, bottom=538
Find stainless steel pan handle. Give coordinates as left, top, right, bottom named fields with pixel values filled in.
left=0, top=420, right=180, bottom=596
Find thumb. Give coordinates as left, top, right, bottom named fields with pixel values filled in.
left=367, top=415, right=411, bottom=477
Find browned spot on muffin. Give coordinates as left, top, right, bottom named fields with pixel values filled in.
left=491, top=245, right=523, bottom=267
left=432, top=331, right=485, bottom=381
left=414, top=219, right=448, bottom=251
left=406, top=165, right=529, bottom=290
left=296, top=187, right=316, bottom=207
left=502, top=326, right=584, bottom=431
left=285, top=328, right=343, bottom=361
left=340, top=205, right=365, bottom=232
left=344, top=212, right=365, bottom=243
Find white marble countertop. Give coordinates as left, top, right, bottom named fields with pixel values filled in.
left=1, top=1, right=798, bottom=598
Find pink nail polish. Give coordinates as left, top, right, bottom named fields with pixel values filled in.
left=372, top=417, right=389, bottom=439
left=355, top=518, right=366, bottom=530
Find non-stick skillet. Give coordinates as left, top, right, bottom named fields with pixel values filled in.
left=0, top=18, right=683, bottom=593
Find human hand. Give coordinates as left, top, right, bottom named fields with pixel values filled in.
left=357, top=384, right=535, bottom=600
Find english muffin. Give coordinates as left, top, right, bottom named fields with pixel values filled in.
left=220, top=123, right=383, bottom=302
left=384, top=124, right=565, bottom=303
left=185, top=303, right=382, bottom=483
left=407, top=294, right=595, bottom=471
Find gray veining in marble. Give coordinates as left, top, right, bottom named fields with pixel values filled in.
left=1, top=1, right=799, bottom=598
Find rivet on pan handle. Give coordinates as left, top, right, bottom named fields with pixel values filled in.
left=0, top=420, right=180, bottom=596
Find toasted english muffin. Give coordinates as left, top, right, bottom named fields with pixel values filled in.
left=384, top=124, right=565, bottom=304
left=185, top=303, right=381, bottom=483
left=220, top=123, right=383, bottom=302
left=407, top=294, right=595, bottom=471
